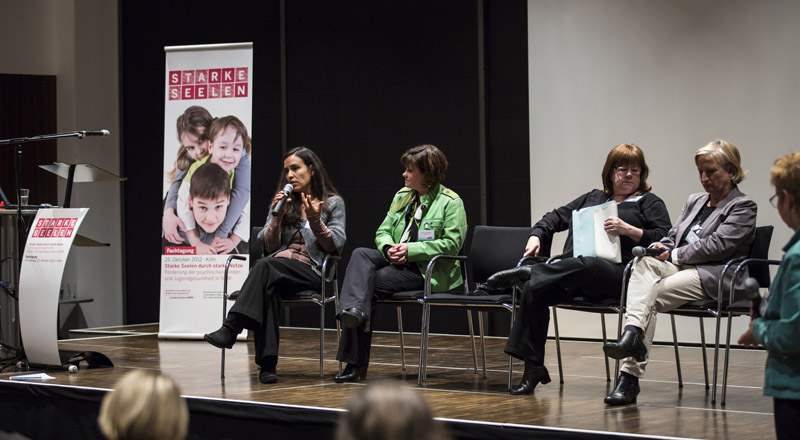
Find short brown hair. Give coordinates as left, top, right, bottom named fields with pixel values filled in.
left=400, top=144, right=448, bottom=188
left=176, top=105, right=212, bottom=142
left=208, top=115, right=252, bottom=154
left=601, top=143, right=652, bottom=196
left=190, top=162, right=230, bottom=201
left=695, top=139, right=746, bottom=184
left=98, top=370, right=188, bottom=440
left=771, top=153, right=800, bottom=202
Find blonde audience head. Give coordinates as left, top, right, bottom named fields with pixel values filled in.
left=97, top=370, right=188, bottom=440
left=336, top=382, right=450, bottom=440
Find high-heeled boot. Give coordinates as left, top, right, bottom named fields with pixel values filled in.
left=333, top=364, right=368, bottom=383
left=509, top=362, right=551, bottom=395
left=203, top=313, right=245, bottom=349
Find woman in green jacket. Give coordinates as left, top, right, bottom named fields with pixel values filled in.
left=739, top=153, right=800, bottom=440
left=334, top=144, right=467, bottom=382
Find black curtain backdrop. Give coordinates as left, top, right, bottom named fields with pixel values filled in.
left=121, top=0, right=529, bottom=333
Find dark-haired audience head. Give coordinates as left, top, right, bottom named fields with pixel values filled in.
left=601, top=143, right=652, bottom=197
left=97, top=370, right=188, bottom=440
left=335, top=382, right=451, bottom=440
left=400, top=144, right=448, bottom=188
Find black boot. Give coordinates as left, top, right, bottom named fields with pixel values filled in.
left=258, top=356, right=278, bottom=384
left=334, top=364, right=368, bottom=383
left=339, top=308, right=370, bottom=332
left=603, top=326, right=647, bottom=362
left=604, top=372, right=640, bottom=405
left=509, top=362, right=551, bottom=395
left=487, top=265, right=533, bottom=289
left=204, top=325, right=237, bottom=349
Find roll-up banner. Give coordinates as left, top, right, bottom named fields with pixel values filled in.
left=159, top=43, right=253, bottom=339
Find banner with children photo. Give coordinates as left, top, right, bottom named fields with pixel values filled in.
left=159, top=42, right=253, bottom=339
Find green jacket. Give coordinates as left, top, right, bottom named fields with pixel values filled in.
left=375, top=184, right=467, bottom=292
left=753, top=227, right=800, bottom=400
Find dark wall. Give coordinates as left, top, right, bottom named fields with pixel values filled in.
left=121, top=1, right=529, bottom=329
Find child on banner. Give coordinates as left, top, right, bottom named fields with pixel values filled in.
left=175, top=115, right=252, bottom=254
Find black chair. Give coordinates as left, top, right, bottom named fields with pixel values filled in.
left=545, top=253, right=632, bottom=384
left=718, top=236, right=780, bottom=405
left=417, top=226, right=532, bottom=388
left=219, top=227, right=340, bottom=379
left=659, top=225, right=773, bottom=402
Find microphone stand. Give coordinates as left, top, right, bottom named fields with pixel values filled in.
left=0, top=130, right=108, bottom=368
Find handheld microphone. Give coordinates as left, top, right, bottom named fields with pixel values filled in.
left=272, top=183, right=294, bottom=215
left=743, top=277, right=760, bottom=301
left=79, top=130, right=110, bottom=137
left=632, top=246, right=664, bottom=257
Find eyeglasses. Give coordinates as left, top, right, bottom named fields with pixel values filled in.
left=770, top=193, right=779, bottom=208
left=615, top=167, right=641, bottom=176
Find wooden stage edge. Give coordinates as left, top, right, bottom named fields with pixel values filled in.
left=0, top=325, right=776, bottom=440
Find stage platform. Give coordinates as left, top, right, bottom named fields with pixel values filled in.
left=0, top=324, right=775, bottom=439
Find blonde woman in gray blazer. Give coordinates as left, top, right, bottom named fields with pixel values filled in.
left=603, top=139, right=757, bottom=406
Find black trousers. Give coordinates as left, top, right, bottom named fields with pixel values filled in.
left=774, top=397, right=800, bottom=440
left=228, top=257, right=320, bottom=368
left=504, top=256, right=624, bottom=365
left=336, top=247, right=423, bottom=367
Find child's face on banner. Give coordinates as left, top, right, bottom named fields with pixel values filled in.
left=209, top=125, right=244, bottom=172
left=180, top=129, right=209, bottom=161
left=190, top=194, right=230, bottom=233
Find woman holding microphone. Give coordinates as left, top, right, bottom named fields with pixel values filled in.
left=204, top=147, right=346, bottom=384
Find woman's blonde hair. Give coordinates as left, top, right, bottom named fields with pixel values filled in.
left=695, top=139, right=746, bottom=184
left=771, top=153, right=800, bottom=202
left=336, top=382, right=450, bottom=440
left=98, top=370, right=189, bottom=440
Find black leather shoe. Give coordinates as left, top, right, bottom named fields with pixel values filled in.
left=487, top=265, right=534, bottom=289
left=604, top=372, right=640, bottom=405
left=259, top=368, right=278, bottom=384
left=334, top=364, right=367, bottom=383
left=340, top=308, right=368, bottom=329
left=204, top=325, right=236, bottom=349
left=509, top=363, right=551, bottom=395
left=603, top=328, right=647, bottom=362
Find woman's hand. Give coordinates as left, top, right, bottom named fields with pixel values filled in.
left=604, top=216, right=644, bottom=242
left=737, top=319, right=759, bottom=347
left=300, top=193, right=323, bottom=218
left=163, top=208, right=187, bottom=244
left=271, top=189, right=291, bottom=214
left=650, top=242, right=670, bottom=261
left=387, top=243, right=408, bottom=264
left=523, top=235, right=541, bottom=257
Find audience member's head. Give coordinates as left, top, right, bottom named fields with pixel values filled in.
left=97, top=370, right=189, bottom=440
left=335, top=382, right=450, bottom=440
left=695, top=139, right=746, bottom=184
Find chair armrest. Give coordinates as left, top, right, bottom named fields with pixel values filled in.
left=320, top=254, right=342, bottom=281
left=422, top=254, right=468, bottom=297
left=546, top=253, right=566, bottom=264
left=517, top=255, right=548, bottom=267
left=728, top=258, right=782, bottom=303
left=250, top=226, right=265, bottom=261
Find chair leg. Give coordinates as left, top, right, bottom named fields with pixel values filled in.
left=478, top=311, right=487, bottom=379
left=721, top=311, right=735, bottom=405
left=698, top=317, right=709, bottom=389
left=601, top=313, right=610, bottom=382
left=318, top=300, right=325, bottom=379
left=671, top=314, right=683, bottom=388
left=466, top=311, right=479, bottom=374
left=221, top=347, right=226, bottom=379
left=397, top=306, right=406, bottom=372
left=418, top=304, right=431, bottom=386
left=552, top=307, right=565, bottom=384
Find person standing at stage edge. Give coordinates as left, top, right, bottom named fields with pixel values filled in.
left=334, top=144, right=467, bottom=383
left=738, top=153, right=800, bottom=440
left=204, top=147, right=346, bottom=384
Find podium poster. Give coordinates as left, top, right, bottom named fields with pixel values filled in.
left=19, top=208, right=88, bottom=366
left=159, top=43, right=253, bottom=339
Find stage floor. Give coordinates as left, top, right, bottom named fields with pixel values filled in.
left=1, top=324, right=776, bottom=439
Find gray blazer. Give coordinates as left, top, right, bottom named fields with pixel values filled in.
left=257, top=195, right=346, bottom=278
left=660, top=187, right=757, bottom=299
